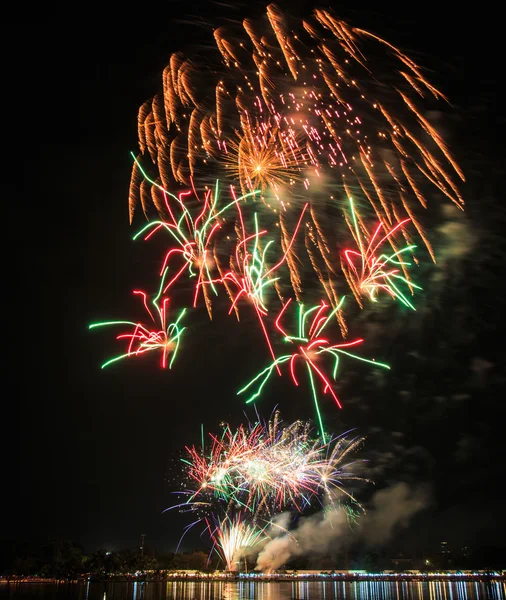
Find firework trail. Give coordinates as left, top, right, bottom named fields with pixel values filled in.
left=237, top=298, right=390, bottom=436
left=129, top=3, right=464, bottom=309
left=89, top=277, right=186, bottom=369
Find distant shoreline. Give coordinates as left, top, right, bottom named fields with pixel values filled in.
left=2, top=572, right=505, bottom=584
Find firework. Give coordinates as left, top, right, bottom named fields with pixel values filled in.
left=342, top=197, right=422, bottom=309
left=208, top=512, right=268, bottom=571
left=130, top=3, right=464, bottom=308
left=182, top=412, right=368, bottom=515
left=237, top=298, right=390, bottom=436
left=208, top=204, right=308, bottom=367
left=131, top=170, right=260, bottom=317
left=89, top=280, right=186, bottom=369
left=165, top=413, right=369, bottom=569
left=221, top=204, right=308, bottom=312
left=88, top=7, right=460, bottom=568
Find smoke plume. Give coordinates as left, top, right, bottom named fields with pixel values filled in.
left=252, top=482, right=431, bottom=572
left=357, top=482, right=431, bottom=545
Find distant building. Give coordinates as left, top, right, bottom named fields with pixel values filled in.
left=391, top=554, right=414, bottom=571
left=439, top=541, right=453, bottom=569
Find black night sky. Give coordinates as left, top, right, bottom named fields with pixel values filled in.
left=9, top=2, right=505, bottom=563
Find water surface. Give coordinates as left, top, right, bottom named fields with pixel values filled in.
left=1, top=580, right=505, bottom=600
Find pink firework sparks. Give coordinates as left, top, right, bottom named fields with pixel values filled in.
left=89, top=286, right=187, bottom=369
left=238, top=297, right=390, bottom=437
left=342, top=198, right=422, bottom=309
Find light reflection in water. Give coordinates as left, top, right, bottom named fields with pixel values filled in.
left=0, top=580, right=505, bottom=600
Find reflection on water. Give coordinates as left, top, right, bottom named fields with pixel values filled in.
left=0, top=580, right=505, bottom=600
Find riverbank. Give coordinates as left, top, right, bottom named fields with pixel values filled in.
left=2, top=571, right=505, bottom=584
